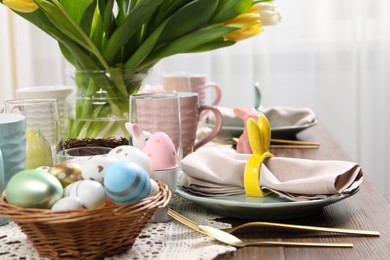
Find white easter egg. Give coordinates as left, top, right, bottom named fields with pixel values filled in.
left=149, top=179, right=160, bottom=197
left=108, top=145, right=152, bottom=175
left=64, top=180, right=106, bottom=209
left=51, top=196, right=84, bottom=211
left=81, top=155, right=119, bottom=184
left=36, top=166, right=51, bottom=172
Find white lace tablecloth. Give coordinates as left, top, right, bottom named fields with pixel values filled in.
left=0, top=195, right=236, bottom=260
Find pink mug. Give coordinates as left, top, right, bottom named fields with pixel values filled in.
left=178, top=92, right=223, bottom=157
left=129, top=92, right=223, bottom=158
left=163, top=74, right=222, bottom=106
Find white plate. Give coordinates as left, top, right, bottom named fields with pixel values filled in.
left=176, top=186, right=358, bottom=220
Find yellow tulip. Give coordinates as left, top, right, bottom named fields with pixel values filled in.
left=224, top=12, right=263, bottom=41
left=3, top=0, right=38, bottom=13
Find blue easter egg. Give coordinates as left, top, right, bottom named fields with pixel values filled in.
left=104, top=161, right=151, bottom=204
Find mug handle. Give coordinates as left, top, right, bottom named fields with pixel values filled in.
left=203, top=83, right=222, bottom=106
left=193, top=105, right=223, bottom=151
left=0, top=148, right=4, bottom=192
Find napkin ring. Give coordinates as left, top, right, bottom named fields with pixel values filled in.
left=243, top=116, right=274, bottom=197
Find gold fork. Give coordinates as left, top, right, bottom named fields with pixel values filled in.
left=167, top=209, right=353, bottom=248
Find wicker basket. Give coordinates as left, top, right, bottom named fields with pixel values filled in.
left=0, top=181, right=171, bottom=260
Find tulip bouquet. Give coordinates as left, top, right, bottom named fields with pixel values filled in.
left=1, top=0, right=280, bottom=139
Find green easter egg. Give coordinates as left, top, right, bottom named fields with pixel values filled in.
left=6, top=169, right=63, bottom=209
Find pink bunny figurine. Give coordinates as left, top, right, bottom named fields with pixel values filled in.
left=233, top=106, right=263, bottom=154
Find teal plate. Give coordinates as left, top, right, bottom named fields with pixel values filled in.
left=204, top=119, right=318, bottom=138
left=176, top=186, right=358, bottom=220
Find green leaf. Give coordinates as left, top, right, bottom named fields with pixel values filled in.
left=35, top=1, right=93, bottom=54
left=124, top=20, right=169, bottom=69
left=40, top=25, right=100, bottom=69
left=115, top=0, right=129, bottom=23
left=147, top=0, right=193, bottom=32
left=141, top=26, right=237, bottom=68
left=36, top=0, right=109, bottom=69
left=98, top=0, right=115, bottom=38
left=210, top=0, right=253, bottom=24
left=157, top=0, right=219, bottom=44
left=79, top=1, right=98, bottom=36
left=90, top=6, right=105, bottom=51
left=103, top=0, right=163, bottom=65
left=187, top=40, right=236, bottom=53
left=5, top=4, right=58, bottom=36
left=58, top=43, right=76, bottom=66
left=61, top=0, right=96, bottom=24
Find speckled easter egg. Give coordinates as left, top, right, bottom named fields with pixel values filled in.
left=48, top=161, right=83, bottom=187
left=6, top=169, right=63, bottom=209
left=107, top=145, right=152, bottom=175
left=64, top=180, right=106, bottom=209
left=81, top=155, right=119, bottom=184
left=104, top=161, right=151, bottom=205
left=142, top=132, right=178, bottom=170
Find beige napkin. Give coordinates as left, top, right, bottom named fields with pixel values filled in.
left=205, top=106, right=317, bottom=128
left=180, top=147, right=363, bottom=201
left=264, top=106, right=316, bottom=127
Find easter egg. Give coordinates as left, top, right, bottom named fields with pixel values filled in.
left=149, top=179, right=160, bottom=197
left=36, top=166, right=50, bottom=172
left=142, top=132, right=178, bottom=170
left=6, top=169, right=63, bottom=209
left=25, top=129, right=53, bottom=169
left=108, top=145, right=152, bottom=175
left=105, top=196, right=116, bottom=207
left=64, top=180, right=106, bottom=209
left=51, top=196, right=84, bottom=211
left=48, top=161, right=83, bottom=187
left=104, top=161, right=151, bottom=205
left=81, top=155, right=119, bottom=184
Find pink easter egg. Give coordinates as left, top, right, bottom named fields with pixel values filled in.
left=142, top=132, right=178, bottom=170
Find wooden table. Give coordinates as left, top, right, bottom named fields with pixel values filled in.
left=217, top=123, right=390, bottom=259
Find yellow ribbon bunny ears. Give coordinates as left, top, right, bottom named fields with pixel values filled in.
left=244, top=115, right=275, bottom=197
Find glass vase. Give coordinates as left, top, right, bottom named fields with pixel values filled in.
left=67, top=68, right=149, bottom=139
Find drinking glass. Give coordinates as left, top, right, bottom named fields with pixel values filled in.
left=4, top=98, right=63, bottom=167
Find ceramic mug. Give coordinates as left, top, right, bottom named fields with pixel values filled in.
left=0, top=149, right=5, bottom=226
left=163, top=74, right=222, bottom=106
left=178, top=92, right=223, bottom=157
left=0, top=114, right=26, bottom=226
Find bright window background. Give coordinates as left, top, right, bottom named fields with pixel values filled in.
left=1, top=0, right=389, bottom=201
